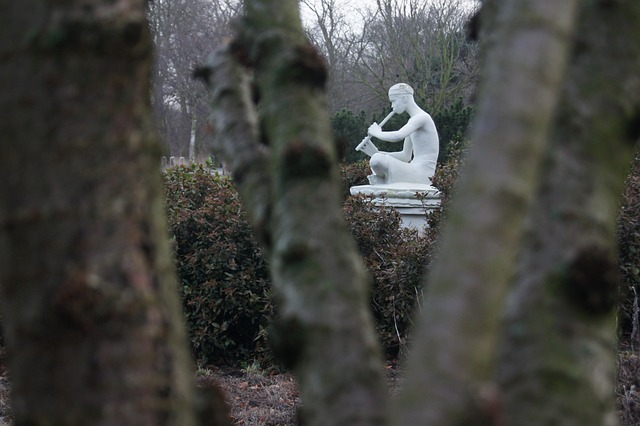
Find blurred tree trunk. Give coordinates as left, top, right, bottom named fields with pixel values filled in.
left=204, top=1, right=389, bottom=425
left=0, top=0, right=203, bottom=424
left=392, top=0, right=582, bottom=423
left=496, top=2, right=640, bottom=425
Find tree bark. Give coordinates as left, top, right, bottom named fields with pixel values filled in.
left=0, top=1, right=201, bottom=424
left=392, top=1, right=581, bottom=424
left=204, top=1, right=389, bottom=425
left=497, top=2, right=640, bottom=425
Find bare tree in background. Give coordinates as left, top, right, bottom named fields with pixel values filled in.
left=354, top=0, right=478, bottom=111
left=302, top=0, right=362, bottom=112
left=301, top=0, right=381, bottom=113
left=148, top=0, right=241, bottom=158
left=302, top=0, right=478, bottom=116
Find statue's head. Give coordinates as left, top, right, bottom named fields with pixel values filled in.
left=388, top=83, right=414, bottom=98
left=388, top=83, right=414, bottom=114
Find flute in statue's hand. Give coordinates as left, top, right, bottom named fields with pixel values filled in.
left=355, top=111, right=395, bottom=157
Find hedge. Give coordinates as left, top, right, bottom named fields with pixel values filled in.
left=163, top=149, right=639, bottom=366
left=163, top=161, right=440, bottom=365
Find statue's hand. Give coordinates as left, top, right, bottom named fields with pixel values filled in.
left=368, top=123, right=381, bottom=137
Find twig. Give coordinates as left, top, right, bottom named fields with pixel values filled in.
left=631, top=286, right=639, bottom=355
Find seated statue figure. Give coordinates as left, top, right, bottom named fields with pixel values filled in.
left=356, top=83, right=439, bottom=186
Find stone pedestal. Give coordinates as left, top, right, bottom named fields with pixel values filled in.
left=350, top=183, right=441, bottom=231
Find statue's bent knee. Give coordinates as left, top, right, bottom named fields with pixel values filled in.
left=370, top=153, right=387, bottom=173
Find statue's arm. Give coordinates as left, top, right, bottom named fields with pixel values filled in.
left=386, top=138, right=413, bottom=162
left=369, top=115, right=425, bottom=142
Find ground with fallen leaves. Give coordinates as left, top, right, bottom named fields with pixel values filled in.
left=199, top=366, right=300, bottom=425
left=198, top=362, right=402, bottom=426
left=0, top=351, right=636, bottom=425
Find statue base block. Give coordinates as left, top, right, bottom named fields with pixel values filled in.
left=350, top=183, right=441, bottom=231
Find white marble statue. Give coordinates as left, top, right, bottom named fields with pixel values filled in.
left=355, top=83, right=439, bottom=186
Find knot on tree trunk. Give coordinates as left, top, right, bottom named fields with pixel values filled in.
left=564, top=243, right=619, bottom=315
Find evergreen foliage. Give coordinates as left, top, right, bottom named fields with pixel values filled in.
left=163, top=163, right=272, bottom=365
left=431, top=97, right=474, bottom=162
left=163, top=162, right=437, bottom=364
left=162, top=154, right=639, bottom=365
left=331, top=109, right=368, bottom=163
left=343, top=195, right=435, bottom=357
